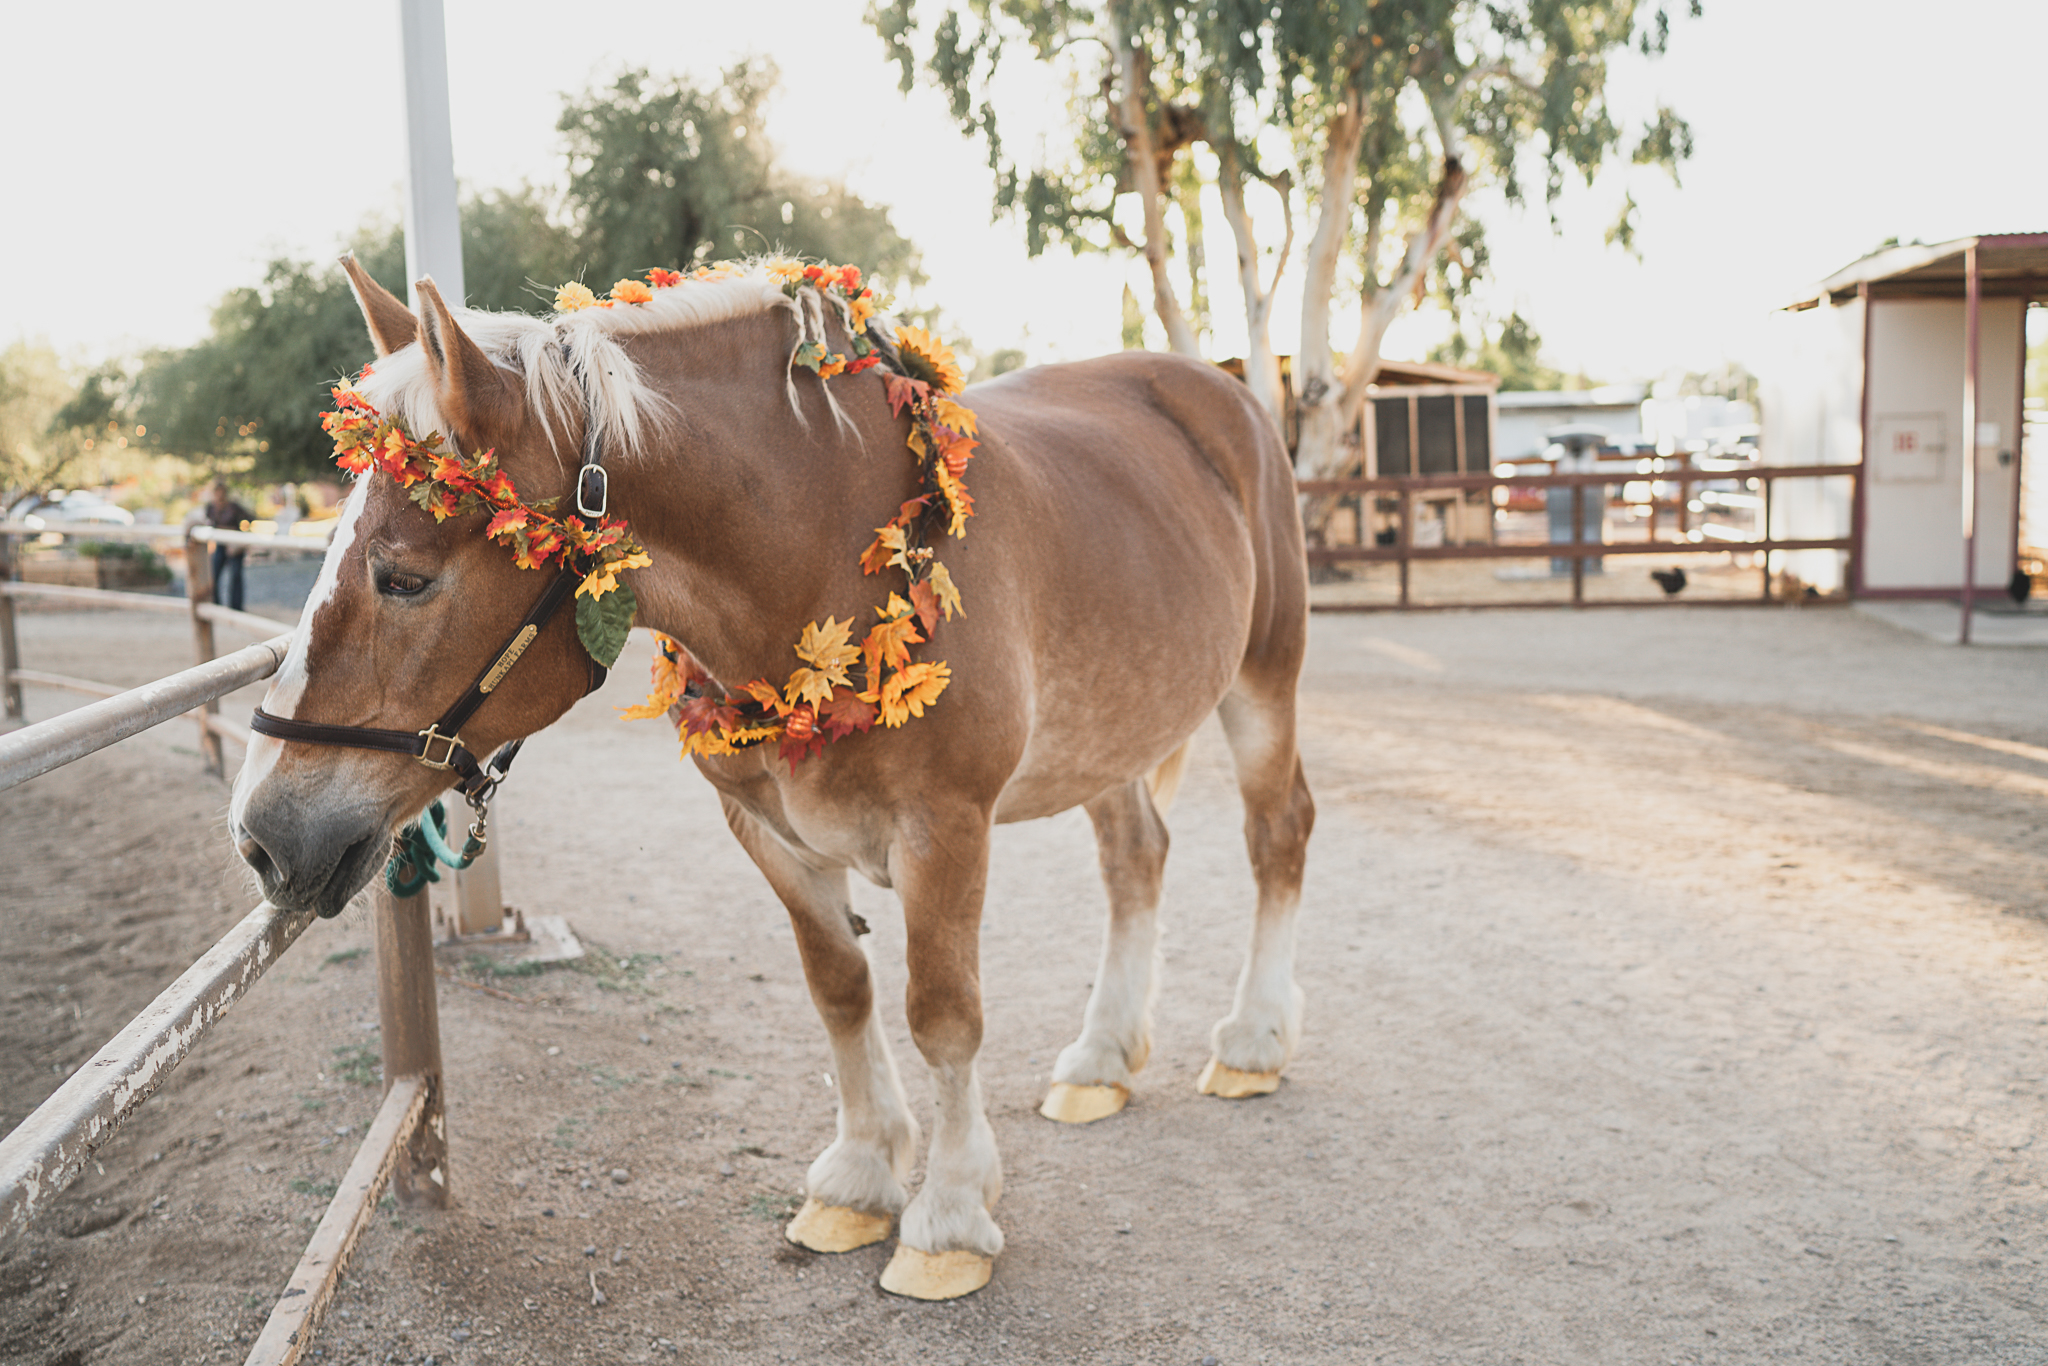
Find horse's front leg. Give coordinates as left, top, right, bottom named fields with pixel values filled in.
left=1041, top=778, right=1166, bottom=1123
left=880, top=810, right=1004, bottom=1300
left=720, top=797, right=918, bottom=1253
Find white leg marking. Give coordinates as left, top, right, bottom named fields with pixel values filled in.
left=805, top=976, right=919, bottom=1215
left=898, top=1061, right=1003, bottom=1258
left=1211, top=898, right=1305, bottom=1075
left=1052, top=907, right=1159, bottom=1088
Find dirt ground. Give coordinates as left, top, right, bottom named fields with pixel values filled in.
left=3, top=601, right=2048, bottom=1365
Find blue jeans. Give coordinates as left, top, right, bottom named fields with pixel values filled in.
left=210, top=547, right=245, bottom=611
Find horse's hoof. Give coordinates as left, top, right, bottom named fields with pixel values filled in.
left=786, top=1199, right=893, bottom=1253
left=1196, top=1058, right=1281, bottom=1098
left=879, top=1243, right=994, bottom=1300
left=1039, top=1081, right=1129, bottom=1124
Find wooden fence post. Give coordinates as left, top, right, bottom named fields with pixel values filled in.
left=374, top=867, right=449, bottom=1208
left=0, top=533, right=21, bottom=723
left=449, top=843, right=506, bottom=938
left=182, top=531, right=223, bottom=776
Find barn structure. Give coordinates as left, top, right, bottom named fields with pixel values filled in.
left=1763, top=233, right=2043, bottom=635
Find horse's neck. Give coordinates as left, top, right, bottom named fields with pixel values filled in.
left=618, top=312, right=897, bottom=690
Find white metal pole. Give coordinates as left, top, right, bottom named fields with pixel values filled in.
left=1961, top=244, right=1979, bottom=646
left=397, top=0, right=502, bottom=934
left=397, top=0, right=465, bottom=308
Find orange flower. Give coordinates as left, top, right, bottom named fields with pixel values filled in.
left=647, top=268, right=683, bottom=288
left=610, top=279, right=654, bottom=305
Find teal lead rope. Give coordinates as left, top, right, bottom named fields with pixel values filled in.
left=384, top=799, right=485, bottom=896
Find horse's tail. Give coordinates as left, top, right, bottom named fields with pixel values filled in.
left=1145, top=738, right=1194, bottom=815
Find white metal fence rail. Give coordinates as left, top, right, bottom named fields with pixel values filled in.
left=0, top=520, right=446, bottom=1366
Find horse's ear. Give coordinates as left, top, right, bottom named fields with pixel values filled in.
left=339, top=254, right=417, bottom=358
left=413, top=278, right=507, bottom=436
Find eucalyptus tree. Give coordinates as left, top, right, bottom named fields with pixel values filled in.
left=868, top=0, right=1696, bottom=485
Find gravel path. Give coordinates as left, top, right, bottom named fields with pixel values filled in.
left=2, top=603, right=2045, bottom=1365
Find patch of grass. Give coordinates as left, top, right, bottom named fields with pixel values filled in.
left=298, top=1096, right=326, bottom=1113
left=570, top=947, right=666, bottom=995
left=461, top=952, right=553, bottom=981
left=322, top=948, right=367, bottom=967
left=748, top=1193, right=803, bottom=1223
left=551, top=1116, right=583, bottom=1151
left=289, top=1177, right=338, bottom=1200
left=330, top=1041, right=381, bottom=1087
left=580, top=1064, right=636, bottom=1091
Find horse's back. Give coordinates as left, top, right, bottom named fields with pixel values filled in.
left=961, top=353, right=1307, bottom=819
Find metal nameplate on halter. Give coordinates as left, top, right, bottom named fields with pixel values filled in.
left=416, top=725, right=465, bottom=770
left=479, top=624, right=539, bottom=694
left=576, top=464, right=608, bottom=518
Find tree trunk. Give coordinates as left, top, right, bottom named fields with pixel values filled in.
left=1291, top=96, right=1368, bottom=482
left=1215, top=146, right=1288, bottom=427
left=1104, top=4, right=1202, bottom=358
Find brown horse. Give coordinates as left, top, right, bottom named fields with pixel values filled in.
left=229, top=259, right=1314, bottom=1299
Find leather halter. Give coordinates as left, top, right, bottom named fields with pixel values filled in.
left=249, top=414, right=614, bottom=807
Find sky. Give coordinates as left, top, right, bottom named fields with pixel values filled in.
left=3, top=0, right=2041, bottom=384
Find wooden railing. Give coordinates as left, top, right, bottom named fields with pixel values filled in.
left=0, top=519, right=445, bottom=1366
left=1297, top=462, right=1860, bottom=609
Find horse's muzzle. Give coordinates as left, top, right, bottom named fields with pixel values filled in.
left=235, top=806, right=387, bottom=919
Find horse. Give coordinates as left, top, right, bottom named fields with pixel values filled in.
left=228, top=256, right=1315, bottom=1300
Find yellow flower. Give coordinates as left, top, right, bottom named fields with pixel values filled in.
left=764, top=257, right=806, bottom=285
left=610, top=279, right=654, bottom=305
left=895, top=326, right=965, bottom=395
left=846, top=295, right=875, bottom=332
left=554, top=281, right=599, bottom=312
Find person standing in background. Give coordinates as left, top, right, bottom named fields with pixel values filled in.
left=204, top=479, right=253, bottom=612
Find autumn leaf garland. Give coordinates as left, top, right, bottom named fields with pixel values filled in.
left=323, top=256, right=977, bottom=774
left=321, top=374, right=651, bottom=668
left=620, top=259, right=979, bottom=774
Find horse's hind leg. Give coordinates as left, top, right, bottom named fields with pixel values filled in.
left=720, top=797, right=918, bottom=1253
left=1041, top=778, right=1167, bottom=1124
left=1203, top=680, right=1315, bottom=1097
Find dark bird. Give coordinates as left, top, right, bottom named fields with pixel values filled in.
left=1650, top=566, right=1688, bottom=597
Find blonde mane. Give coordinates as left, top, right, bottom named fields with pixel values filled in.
left=355, top=261, right=851, bottom=463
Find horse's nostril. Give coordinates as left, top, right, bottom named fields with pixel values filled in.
left=239, top=832, right=277, bottom=882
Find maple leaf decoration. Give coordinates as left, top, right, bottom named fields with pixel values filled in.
left=619, top=255, right=980, bottom=769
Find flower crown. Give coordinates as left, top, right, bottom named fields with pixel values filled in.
left=321, top=377, right=651, bottom=666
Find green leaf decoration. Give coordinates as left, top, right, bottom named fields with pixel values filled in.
left=576, top=582, right=636, bottom=668
left=793, top=339, right=829, bottom=373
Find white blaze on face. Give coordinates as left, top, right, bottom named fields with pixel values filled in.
left=229, top=478, right=369, bottom=827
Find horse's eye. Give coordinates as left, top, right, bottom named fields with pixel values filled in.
left=379, top=571, right=428, bottom=597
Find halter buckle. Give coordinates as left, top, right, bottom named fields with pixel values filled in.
left=576, top=463, right=608, bottom=519
left=416, top=724, right=465, bottom=771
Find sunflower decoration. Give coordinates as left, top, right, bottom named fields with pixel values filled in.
left=892, top=326, right=966, bottom=395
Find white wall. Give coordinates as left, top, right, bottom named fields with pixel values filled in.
left=1863, top=297, right=2023, bottom=590
left=1759, top=294, right=1863, bottom=590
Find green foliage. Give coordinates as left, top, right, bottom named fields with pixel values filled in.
left=0, top=343, right=93, bottom=501
left=128, top=62, right=926, bottom=485
left=748, top=1192, right=804, bottom=1223
left=870, top=2, right=1697, bottom=346
left=329, top=1040, right=381, bottom=1086
left=289, top=1177, right=339, bottom=1199
left=556, top=63, right=922, bottom=294
left=1428, top=310, right=1576, bottom=391
left=576, top=583, right=636, bottom=669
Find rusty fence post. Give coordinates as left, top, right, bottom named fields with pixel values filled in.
left=1397, top=488, right=1412, bottom=608
left=0, top=532, right=21, bottom=723
left=1759, top=475, right=1775, bottom=602
left=374, top=864, right=449, bottom=1208
left=1570, top=483, right=1586, bottom=606
left=182, top=531, right=224, bottom=775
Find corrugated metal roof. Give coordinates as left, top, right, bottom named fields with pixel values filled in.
left=1787, top=233, right=2048, bottom=309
